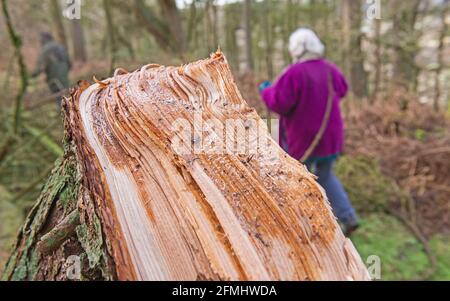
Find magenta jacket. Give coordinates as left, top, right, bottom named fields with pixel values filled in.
left=261, top=58, right=348, bottom=160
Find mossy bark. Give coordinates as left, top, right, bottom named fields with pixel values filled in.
left=1, top=140, right=116, bottom=280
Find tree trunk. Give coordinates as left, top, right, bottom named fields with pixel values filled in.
left=309, top=0, right=317, bottom=28
left=133, top=0, right=185, bottom=57
left=70, top=18, right=87, bottom=62
left=158, top=0, right=185, bottom=55
left=224, top=3, right=240, bottom=69
left=283, top=0, right=295, bottom=65
left=262, top=0, right=274, bottom=80
left=186, top=0, right=198, bottom=51
left=2, top=53, right=369, bottom=281
left=203, top=0, right=213, bottom=53
left=204, top=0, right=218, bottom=53
left=371, top=18, right=382, bottom=103
left=50, top=0, right=68, bottom=49
left=391, top=0, right=422, bottom=90
left=242, top=0, right=254, bottom=72
left=341, top=0, right=368, bottom=98
left=433, top=3, right=449, bottom=112
left=2, top=148, right=116, bottom=280
left=103, top=0, right=118, bottom=72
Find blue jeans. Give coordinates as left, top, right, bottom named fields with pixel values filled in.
left=306, top=158, right=358, bottom=225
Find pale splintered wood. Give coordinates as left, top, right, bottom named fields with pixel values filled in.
left=70, top=52, right=370, bottom=280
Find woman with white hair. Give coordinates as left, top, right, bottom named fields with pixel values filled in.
left=259, top=28, right=359, bottom=235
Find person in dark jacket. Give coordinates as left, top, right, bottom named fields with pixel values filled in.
left=32, top=32, right=71, bottom=107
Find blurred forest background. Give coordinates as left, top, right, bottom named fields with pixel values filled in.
left=0, top=0, right=449, bottom=280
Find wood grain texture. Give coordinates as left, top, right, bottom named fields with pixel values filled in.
left=66, top=51, right=370, bottom=280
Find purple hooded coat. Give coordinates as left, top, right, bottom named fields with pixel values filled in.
left=261, top=58, right=348, bottom=161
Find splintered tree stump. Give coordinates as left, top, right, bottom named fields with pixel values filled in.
left=2, top=52, right=369, bottom=281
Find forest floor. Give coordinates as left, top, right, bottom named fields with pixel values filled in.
left=0, top=67, right=449, bottom=280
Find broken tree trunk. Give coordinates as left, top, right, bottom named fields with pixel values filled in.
left=2, top=52, right=369, bottom=281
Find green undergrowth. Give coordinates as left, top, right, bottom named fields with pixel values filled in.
left=351, top=214, right=449, bottom=280
left=0, top=103, right=63, bottom=272
left=0, top=186, right=23, bottom=271
left=336, top=155, right=449, bottom=280
left=335, top=155, right=404, bottom=213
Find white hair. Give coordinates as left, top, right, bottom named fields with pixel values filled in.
left=288, top=28, right=325, bottom=61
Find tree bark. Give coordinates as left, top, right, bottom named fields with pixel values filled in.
left=224, top=3, right=240, bottom=69
left=204, top=0, right=218, bottom=53
left=158, top=0, right=185, bottom=54
left=186, top=0, right=198, bottom=51
left=2, top=53, right=369, bottom=281
left=242, top=0, right=254, bottom=72
left=70, top=18, right=87, bottom=62
left=433, top=3, right=449, bottom=111
left=103, top=0, right=118, bottom=72
left=133, top=0, right=185, bottom=57
left=2, top=145, right=116, bottom=280
left=371, top=18, right=382, bottom=103
left=50, top=0, right=68, bottom=49
left=391, top=0, right=423, bottom=90
left=341, top=0, right=368, bottom=98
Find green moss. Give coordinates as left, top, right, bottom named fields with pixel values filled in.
left=27, top=249, right=41, bottom=280
left=11, top=262, right=27, bottom=281
left=75, top=211, right=105, bottom=272
left=2, top=140, right=116, bottom=280
left=76, top=225, right=98, bottom=268
left=2, top=155, right=79, bottom=280
left=58, top=175, right=78, bottom=213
